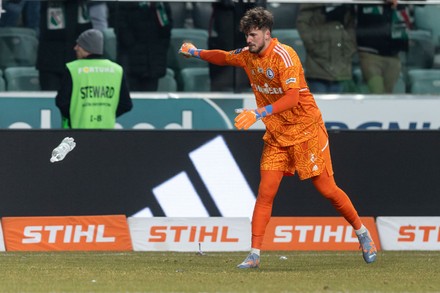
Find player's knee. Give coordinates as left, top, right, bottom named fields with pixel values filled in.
left=256, top=184, right=278, bottom=205
left=314, top=180, right=340, bottom=199
left=320, top=188, right=340, bottom=201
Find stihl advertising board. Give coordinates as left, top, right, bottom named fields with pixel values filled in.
left=262, top=217, right=380, bottom=251
left=2, top=215, right=132, bottom=251
left=128, top=217, right=251, bottom=252
left=377, top=217, right=440, bottom=250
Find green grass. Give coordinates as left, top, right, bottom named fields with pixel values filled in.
left=0, top=251, right=439, bottom=293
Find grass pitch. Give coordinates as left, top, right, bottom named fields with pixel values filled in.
left=0, top=251, right=439, bottom=293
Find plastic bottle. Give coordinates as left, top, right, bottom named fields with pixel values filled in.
left=50, top=137, right=76, bottom=163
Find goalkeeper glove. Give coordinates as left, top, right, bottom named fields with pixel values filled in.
left=234, top=105, right=273, bottom=130
left=179, top=43, right=202, bottom=59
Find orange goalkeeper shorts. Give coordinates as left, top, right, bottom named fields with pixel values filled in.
left=260, top=125, right=334, bottom=180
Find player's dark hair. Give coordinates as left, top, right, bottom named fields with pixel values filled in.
left=239, top=7, right=274, bottom=34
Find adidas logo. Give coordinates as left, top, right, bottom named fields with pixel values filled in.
left=133, top=136, right=256, bottom=218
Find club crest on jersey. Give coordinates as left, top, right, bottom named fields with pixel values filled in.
left=233, top=48, right=242, bottom=54
left=266, top=68, right=275, bottom=79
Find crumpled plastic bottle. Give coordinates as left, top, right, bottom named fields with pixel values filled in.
left=50, top=137, right=76, bottom=163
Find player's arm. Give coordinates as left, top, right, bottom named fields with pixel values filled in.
left=178, top=42, right=229, bottom=66
left=234, top=88, right=300, bottom=130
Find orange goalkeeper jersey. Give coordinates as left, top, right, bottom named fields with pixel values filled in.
left=201, top=38, right=324, bottom=147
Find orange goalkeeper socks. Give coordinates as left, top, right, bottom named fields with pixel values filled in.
left=251, top=170, right=363, bottom=250
left=312, top=172, right=362, bottom=230
left=251, top=170, right=284, bottom=249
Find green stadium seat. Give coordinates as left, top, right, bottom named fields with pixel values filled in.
left=0, top=69, right=5, bottom=91
left=167, top=28, right=209, bottom=90
left=408, top=69, right=440, bottom=94
left=167, top=28, right=209, bottom=72
left=352, top=67, right=370, bottom=93
left=353, top=67, right=406, bottom=94
left=4, top=66, right=41, bottom=91
left=0, top=27, right=38, bottom=70
left=102, top=27, right=117, bottom=61
left=394, top=73, right=407, bottom=94
left=403, top=30, right=435, bottom=70
left=157, top=68, right=178, bottom=92
left=414, top=6, right=440, bottom=48
left=180, top=67, right=210, bottom=92
left=272, top=29, right=306, bottom=64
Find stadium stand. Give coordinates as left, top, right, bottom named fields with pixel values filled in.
left=157, top=68, right=178, bottom=92
left=169, top=2, right=188, bottom=28
left=352, top=67, right=369, bottom=94
left=414, top=6, right=440, bottom=48
left=353, top=67, right=406, bottom=94
left=167, top=28, right=209, bottom=90
left=167, top=28, right=208, bottom=71
left=272, top=29, right=306, bottom=64
left=0, top=69, right=5, bottom=91
left=102, top=27, right=117, bottom=62
left=408, top=69, right=440, bottom=94
left=4, top=66, right=40, bottom=91
left=394, top=73, right=407, bottom=94
left=414, top=6, right=440, bottom=68
left=0, top=2, right=439, bottom=96
left=0, top=27, right=38, bottom=70
left=180, top=67, right=210, bottom=92
left=191, top=2, right=212, bottom=31
left=267, top=3, right=300, bottom=29
left=404, top=30, right=435, bottom=70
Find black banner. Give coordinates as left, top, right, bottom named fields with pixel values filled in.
left=0, top=130, right=438, bottom=217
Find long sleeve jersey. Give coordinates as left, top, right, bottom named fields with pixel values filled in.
left=200, top=38, right=325, bottom=147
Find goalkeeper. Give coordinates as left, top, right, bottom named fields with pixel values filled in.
left=179, top=7, right=377, bottom=268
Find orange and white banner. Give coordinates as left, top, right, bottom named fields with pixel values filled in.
left=262, top=217, right=380, bottom=251
left=0, top=221, right=5, bottom=251
left=128, top=217, right=251, bottom=252
left=2, top=215, right=132, bottom=251
left=377, top=217, right=440, bottom=250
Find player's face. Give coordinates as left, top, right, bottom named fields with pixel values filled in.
left=245, top=28, right=271, bottom=55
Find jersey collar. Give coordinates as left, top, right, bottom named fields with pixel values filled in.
left=258, top=38, right=278, bottom=58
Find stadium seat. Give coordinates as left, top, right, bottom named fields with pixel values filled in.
left=272, top=29, right=306, bottom=63
left=4, top=67, right=41, bottom=91
left=267, top=3, right=300, bottom=29
left=352, top=67, right=369, bottom=93
left=408, top=69, right=440, bottom=94
left=414, top=6, right=440, bottom=48
left=403, top=30, right=435, bottom=70
left=0, top=69, right=5, bottom=91
left=394, top=73, right=406, bottom=94
left=167, top=28, right=209, bottom=72
left=102, top=27, right=117, bottom=61
left=167, top=28, right=209, bottom=90
left=0, top=27, right=38, bottom=70
left=180, top=67, right=210, bottom=92
left=157, top=68, right=178, bottom=92
left=353, top=67, right=406, bottom=94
